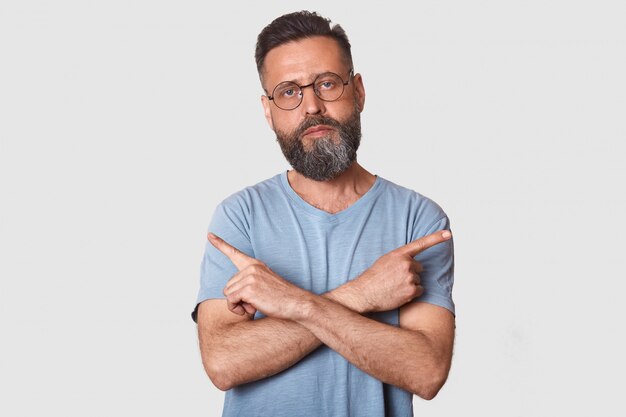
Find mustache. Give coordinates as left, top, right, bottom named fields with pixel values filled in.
left=294, top=116, right=342, bottom=138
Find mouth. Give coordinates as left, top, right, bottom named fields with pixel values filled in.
left=302, top=125, right=334, bottom=137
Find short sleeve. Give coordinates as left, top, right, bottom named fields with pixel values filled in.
left=191, top=197, right=254, bottom=323
left=411, top=215, right=455, bottom=316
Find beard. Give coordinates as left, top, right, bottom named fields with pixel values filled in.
left=274, top=104, right=362, bottom=182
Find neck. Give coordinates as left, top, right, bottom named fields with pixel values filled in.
left=287, top=161, right=376, bottom=214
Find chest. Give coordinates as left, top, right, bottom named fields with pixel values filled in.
left=250, top=208, right=411, bottom=294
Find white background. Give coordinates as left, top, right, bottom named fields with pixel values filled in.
left=1, top=1, right=625, bottom=416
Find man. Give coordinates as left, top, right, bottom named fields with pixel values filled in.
left=192, top=10, right=455, bottom=417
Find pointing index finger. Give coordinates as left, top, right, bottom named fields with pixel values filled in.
left=400, top=230, right=452, bottom=258
left=207, top=232, right=255, bottom=271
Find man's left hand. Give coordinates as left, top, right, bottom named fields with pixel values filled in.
left=208, top=233, right=309, bottom=320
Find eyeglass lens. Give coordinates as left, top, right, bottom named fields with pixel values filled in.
left=272, top=72, right=346, bottom=110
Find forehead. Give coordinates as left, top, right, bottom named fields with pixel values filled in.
left=262, top=36, right=347, bottom=86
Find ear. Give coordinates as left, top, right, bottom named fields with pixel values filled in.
left=261, top=95, right=274, bottom=130
left=352, top=73, right=366, bottom=112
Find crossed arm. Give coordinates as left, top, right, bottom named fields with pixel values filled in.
left=197, top=232, right=455, bottom=400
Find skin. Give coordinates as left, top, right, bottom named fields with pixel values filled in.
left=197, top=36, right=456, bottom=400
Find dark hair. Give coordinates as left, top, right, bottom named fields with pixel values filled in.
left=255, top=11, right=353, bottom=79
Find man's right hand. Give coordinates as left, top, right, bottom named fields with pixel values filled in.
left=336, top=230, right=452, bottom=313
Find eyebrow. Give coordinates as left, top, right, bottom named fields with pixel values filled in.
left=282, top=71, right=336, bottom=85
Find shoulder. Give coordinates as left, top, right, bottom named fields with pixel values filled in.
left=206, top=173, right=284, bottom=244
left=217, top=172, right=284, bottom=215
left=377, top=176, right=448, bottom=227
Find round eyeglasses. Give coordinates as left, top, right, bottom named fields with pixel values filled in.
left=267, top=69, right=354, bottom=111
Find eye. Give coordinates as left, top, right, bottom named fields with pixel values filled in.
left=318, top=80, right=336, bottom=90
left=275, top=84, right=299, bottom=99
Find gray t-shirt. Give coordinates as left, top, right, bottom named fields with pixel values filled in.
left=193, top=171, right=455, bottom=417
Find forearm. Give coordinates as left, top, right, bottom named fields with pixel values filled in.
left=206, top=315, right=320, bottom=390
left=205, top=286, right=364, bottom=390
left=295, top=295, right=448, bottom=399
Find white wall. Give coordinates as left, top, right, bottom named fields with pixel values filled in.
left=1, top=1, right=624, bottom=415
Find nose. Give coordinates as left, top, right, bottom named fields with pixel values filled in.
left=299, top=84, right=325, bottom=115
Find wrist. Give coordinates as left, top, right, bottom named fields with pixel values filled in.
left=325, top=281, right=369, bottom=314
left=296, top=292, right=322, bottom=322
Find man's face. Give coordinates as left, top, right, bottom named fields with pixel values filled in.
left=260, top=36, right=366, bottom=181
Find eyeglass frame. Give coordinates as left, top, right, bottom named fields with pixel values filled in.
left=266, top=68, right=354, bottom=110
